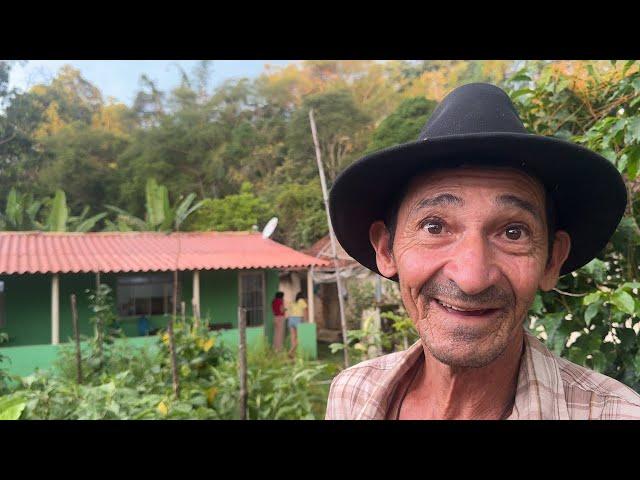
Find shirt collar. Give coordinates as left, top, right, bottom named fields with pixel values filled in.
left=353, top=329, right=570, bottom=420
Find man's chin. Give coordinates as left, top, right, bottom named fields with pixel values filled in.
left=427, top=343, right=505, bottom=368
left=421, top=329, right=511, bottom=369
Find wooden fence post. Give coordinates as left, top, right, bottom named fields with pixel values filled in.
left=168, top=270, right=180, bottom=398
left=238, top=306, right=248, bottom=420
left=70, top=294, right=82, bottom=385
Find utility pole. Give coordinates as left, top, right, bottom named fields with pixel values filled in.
left=309, top=108, right=350, bottom=368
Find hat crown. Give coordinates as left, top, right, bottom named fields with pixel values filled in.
left=419, top=83, right=528, bottom=139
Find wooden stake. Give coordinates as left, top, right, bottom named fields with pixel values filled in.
left=192, top=300, right=201, bottom=329
left=309, top=108, right=350, bottom=368
left=70, top=294, right=82, bottom=384
left=168, top=270, right=180, bottom=398
left=181, top=301, right=186, bottom=324
left=238, top=306, right=248, bottom=420
left=95, top=274, right=103, bottom=366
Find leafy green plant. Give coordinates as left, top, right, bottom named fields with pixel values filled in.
left=105, top=178, right=204, bottom=232
left=0, top=393, right=26, bottom=420
left=505, top=61, right=640, bottom=391
left=0, top=332, right=11, bottom=395
left=6, top=296, right=333, bottom=420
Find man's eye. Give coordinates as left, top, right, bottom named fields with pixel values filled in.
left=504, top=225, right=525, bottom=240
left=423, top=221, right=443, bottom=234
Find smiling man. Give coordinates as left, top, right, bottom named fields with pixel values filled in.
left=325, top=83, right=640, bottom=420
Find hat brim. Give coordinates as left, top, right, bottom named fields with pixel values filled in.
left=329, top=132, right=627, bottom=279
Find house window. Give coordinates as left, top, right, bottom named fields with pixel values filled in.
left=238, top=271, right=265, bottom=327
left=0, top=281, right=5, bottom=328
left=117, top=273, right=174, bottom=317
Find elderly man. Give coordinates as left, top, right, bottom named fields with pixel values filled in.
left=325, top=83, right=640, bottom=420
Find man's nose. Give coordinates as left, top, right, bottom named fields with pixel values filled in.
left=441, top=231, right=501, bottom=296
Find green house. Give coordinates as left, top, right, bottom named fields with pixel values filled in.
left=0, top=231, right=327, bottom=375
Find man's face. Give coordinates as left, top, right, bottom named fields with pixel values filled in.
left=369, top=167, right=570, bottom=368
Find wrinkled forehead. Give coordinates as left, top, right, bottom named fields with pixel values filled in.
left=401, top=166, right=547, bottom=210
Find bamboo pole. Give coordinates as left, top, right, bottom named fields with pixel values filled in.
left=70, top=294, right=83, bottom=385
left=238, top=306, right=248, bottom=420
left=309, top=108, right=350, bottom=368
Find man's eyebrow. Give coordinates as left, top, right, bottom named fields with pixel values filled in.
left=495, top=194, right=542, bottom=222
left=414, top=193, right=464, bottom=210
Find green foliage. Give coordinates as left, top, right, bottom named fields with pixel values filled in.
left=45, top=189, right=68, bottom=232
left=35, top=123, right=129, bottom=212
left=0, top=188, right=43, bottom=230
left=105, top=178, right=203, bottom=232
left=2, top=286, right=329, bottom=419
left=0, top=332, right=11, bottom=395
left=267, top=181, right=327, bottom=249
left=0, top=187, right=106, bottom=233
left=366, top=96, right=437, bottom=153
left=329, top=308, right=419, bottom=363
left=5, top=325, right=330, bottom=419
left=286, top=89, right=371, bottom=183
left=184, top=181, right=272, bottom=232
left=345, top=280, right=376, bottom=329
left=505, top=61, right=640, bottom=391
left=0, top=393, right=27, bottom=420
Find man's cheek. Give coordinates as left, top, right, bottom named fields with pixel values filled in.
left=396, top=248, right=442, bottom=285
left=501, top=256, right=544, bottom=294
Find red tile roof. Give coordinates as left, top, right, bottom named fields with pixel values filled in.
left=0, top=231, right=330, bottom=275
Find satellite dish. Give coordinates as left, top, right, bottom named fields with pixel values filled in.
left=262, top=217, right=278, bottom=239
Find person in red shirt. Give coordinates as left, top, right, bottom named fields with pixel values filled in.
left=271, top=291, right=286, bottom=352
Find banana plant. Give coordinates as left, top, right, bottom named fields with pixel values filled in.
left=44, top=190, right=69, bottom=232
left=0, top=188, right=107, bottom=232
left=0, top=188, right=44, bottom=230
left=68, top=206, right=108, bottom=233
left=105, top=179, right=204, bottom=232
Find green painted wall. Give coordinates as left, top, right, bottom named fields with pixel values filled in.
left=297, top=323, right=318, bottom=360
left=0, top=324, right=317, bottom=377
left=59, top=273, right=101, bottom=343
left=0, top=269, right=284, bottom=348
left=1, top=274, right=53, bottom=346
left=200, top=269, right=238, bottom=327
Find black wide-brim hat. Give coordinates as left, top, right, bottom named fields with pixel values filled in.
left=329, top=83, right=627, bottom=279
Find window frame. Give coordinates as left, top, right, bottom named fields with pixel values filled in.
left=237, top=270, right=266, bottom=328
left=116, top=272, right=176, bottom=318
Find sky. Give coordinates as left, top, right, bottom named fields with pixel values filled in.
left=7, top=60, right=296, bottom=105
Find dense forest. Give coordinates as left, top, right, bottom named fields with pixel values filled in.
left=0, top=60, right=513, bottom=248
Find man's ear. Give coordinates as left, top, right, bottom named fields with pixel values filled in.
left=369, top=220, right=398, bottom=278
left=539, top=230, right=571, bottom=291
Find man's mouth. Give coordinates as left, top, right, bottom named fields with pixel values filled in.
left=432, top=298, right=501, bottom=317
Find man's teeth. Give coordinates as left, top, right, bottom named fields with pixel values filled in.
left=436, top=299, right=484, bottom=312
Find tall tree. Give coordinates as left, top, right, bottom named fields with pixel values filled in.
left=366, top=96, right=437, bottom=153
left=286, top=90, right=371, bottom=184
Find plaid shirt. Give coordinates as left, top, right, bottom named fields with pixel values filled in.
left=325, top=330, right=640, bottom=420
